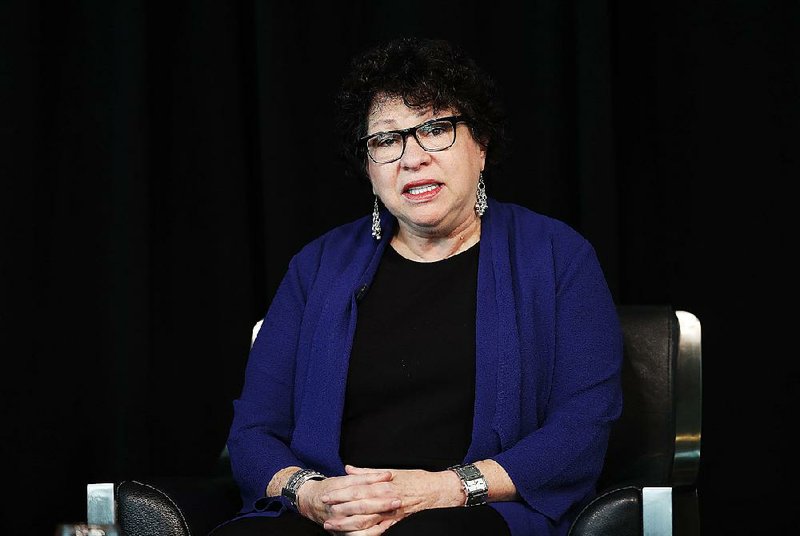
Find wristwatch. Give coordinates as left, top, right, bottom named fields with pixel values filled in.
left=448, top=463, right=489, bottom=507
left=281, top=468, right=327, bottom=510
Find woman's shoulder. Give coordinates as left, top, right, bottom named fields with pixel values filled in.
left=489, top=199, right=604, bottom=279
left=291, top=213, right=375, bottom=269
left=303, top=213, right=372, bottom=250
left=489, top=198, right=589, bottom=245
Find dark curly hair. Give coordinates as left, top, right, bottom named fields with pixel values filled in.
left=336, top=37, right=508, bottom=180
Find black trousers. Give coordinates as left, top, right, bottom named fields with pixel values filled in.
left=209, top=506, right=512, bottom=536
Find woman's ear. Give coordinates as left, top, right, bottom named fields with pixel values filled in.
left=363, top=159, right=371, bottom=183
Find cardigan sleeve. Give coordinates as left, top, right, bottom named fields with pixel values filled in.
left=226, top=254, right=309, bottom=513
left=491, top=240, right=623, bottom=523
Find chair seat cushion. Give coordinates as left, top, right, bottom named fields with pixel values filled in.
left=568, top=486, right=641, bottom=536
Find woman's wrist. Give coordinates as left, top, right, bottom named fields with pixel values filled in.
left=295, top=478, right=325, bottom=519
left=439, top=468, right=471, bottom=508
left=448, top=463, right=489, bottom=506
left=266, top=466, right=302, bottom=498
left=473, top=459, right=518, bottom=502
left=281, top=468, right=327, bottom=511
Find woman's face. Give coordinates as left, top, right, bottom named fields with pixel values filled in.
left=366, top=96, right=486, bottom=238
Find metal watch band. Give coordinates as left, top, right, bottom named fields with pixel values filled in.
left=281, top=468, right=327, bottom=510
left=448, top=463, right=489, bottom=507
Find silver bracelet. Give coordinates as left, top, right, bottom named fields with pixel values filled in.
left=281, top=468, right=327, bottom=510
left=448, top=463, right=489, bottom=507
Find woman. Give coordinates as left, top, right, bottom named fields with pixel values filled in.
left=213, top=37, right=623, bottom=536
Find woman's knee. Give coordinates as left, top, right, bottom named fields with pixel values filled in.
left=385, top=506, right=510, bottom=536
left=209, top=513, right=327, bottom=536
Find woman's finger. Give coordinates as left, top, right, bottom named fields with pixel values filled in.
left=327, top=470, right=393, bottom=489
left=321, top=481, right=396, bottom=505
left=329, top=498, right=401, bottom=517
left=335, top=517, right=398, bottom=536
left=345, top=465, right=391, bottom=475
left=323, top=512, right=386, bottom=533
left=320, top=474, right=393, bottom=504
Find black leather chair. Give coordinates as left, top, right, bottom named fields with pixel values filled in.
left=568, top=306, right=702, bottom=536
left=112, top=305, right=702, bottom=536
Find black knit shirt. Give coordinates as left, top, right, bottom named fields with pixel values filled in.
left=339, top=242, right=479, bottom=471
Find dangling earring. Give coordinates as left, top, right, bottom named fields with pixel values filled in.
left=371, top=196, right=382, bottom=240
left=475, top=173, right=488, bottom=217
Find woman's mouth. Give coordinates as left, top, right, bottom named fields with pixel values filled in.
left=403, top=181, right=442, bottom=201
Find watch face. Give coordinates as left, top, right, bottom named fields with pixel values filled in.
left=450, top=464, right=488, bottom=506
left=466, top=479, right=488, bottom=493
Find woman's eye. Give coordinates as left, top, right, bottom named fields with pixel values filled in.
left=420, top=124, right=448, bottom=137
left=375, top=136, right=397, bottom=147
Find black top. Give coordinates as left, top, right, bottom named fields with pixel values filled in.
left=339, top=242, right=480, bottom=471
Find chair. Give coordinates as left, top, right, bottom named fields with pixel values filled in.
left=111, top=305, right=702, bottom=536
left=568, top=306, right=702, bottom=536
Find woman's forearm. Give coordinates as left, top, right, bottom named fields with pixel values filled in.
left=474, top=459, right=519, bottom=502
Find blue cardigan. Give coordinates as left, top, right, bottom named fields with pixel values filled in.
left=226, top=198, right=623, bottom=535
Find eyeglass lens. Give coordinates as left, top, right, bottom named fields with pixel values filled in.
left=367, top=120, right=457, bottom=163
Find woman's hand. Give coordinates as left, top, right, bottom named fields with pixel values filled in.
left=318, top=465, right=465, bottom=534
left=295, top=470, right=401, bottom=533
left=326, top=518, right=397, bottom=536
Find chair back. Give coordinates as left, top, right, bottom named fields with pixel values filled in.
left=597, top=305, right=702, bottom=491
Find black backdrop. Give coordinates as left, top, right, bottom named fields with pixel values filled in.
left=2, top=1, right=797, bottom=534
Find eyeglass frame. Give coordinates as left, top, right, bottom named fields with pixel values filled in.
left=359, top=115, right=470, bottom=164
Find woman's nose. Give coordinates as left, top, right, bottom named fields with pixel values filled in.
left=400, top=135, right=431, bottom=168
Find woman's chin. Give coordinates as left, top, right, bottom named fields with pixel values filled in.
left=398, top=203, right=476, bottom=234
left=401, top=215, right=455, bottom=237
left=399, top=206, right=446, bottom=227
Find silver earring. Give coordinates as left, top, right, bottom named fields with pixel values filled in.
left=475, top=173, right=488, bottom=217
left=371, top=196, right=382, bottom=240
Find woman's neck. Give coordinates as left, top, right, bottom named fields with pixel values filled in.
left=391, top=216, right=481, bottom=262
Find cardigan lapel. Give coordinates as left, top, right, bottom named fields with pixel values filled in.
left=472, top=199, right=522, bottom=455
left=291, top=211, right=395, bottom=475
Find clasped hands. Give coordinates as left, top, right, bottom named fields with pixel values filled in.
left=296, top=464, right=463, bottom=536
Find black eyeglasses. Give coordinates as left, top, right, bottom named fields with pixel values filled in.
left=360, top=115, right=468, bottom=164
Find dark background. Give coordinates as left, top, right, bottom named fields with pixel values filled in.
left=2, top=1, right=797, bottom=534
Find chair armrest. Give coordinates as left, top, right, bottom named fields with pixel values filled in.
left=568, top=486, right=641, bottom=536
left=117, top=475, right=240, bottom=536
